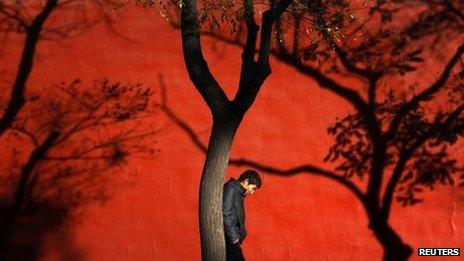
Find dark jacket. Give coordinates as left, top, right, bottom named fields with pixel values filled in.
left=223, top=178, right=247, bottom=244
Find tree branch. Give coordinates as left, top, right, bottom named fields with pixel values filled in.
left=45, top=129, right=160, bottom=161
left=229, top=157, right=365, bottom=201
left=386, top=44, right=464, bottom=141
left=170, top=17, right=368, bottom=113
left=443, top=0, right=464, bottom=22
left=309, top=0, right=382, bottom=106
left=232, top=0, right=294, bottom=116
left=158, top=75, right=208, bottom=153
left=180, top=0, right=230, bottom=117
left=278, top=49, right=369, bottom=112
left=11, top=130, right=60, bottom=213
left=10, top=125, right=39, bottom=147
left=333, top=43, right=382, bottom=80
left=382, top=103, right=464, bottom=218
left=381, top=149, right=415, bottom=220
left=237, top=0, right=258, bottom=88
left=256, top=0, right=294, bottom=72
left=0, top=6, right=29, bottom=30
left=271, top=0, right=293, bottom=19
left=0, top=0, right=57, bottom=137
left=444, top=103, right=464, bottom=125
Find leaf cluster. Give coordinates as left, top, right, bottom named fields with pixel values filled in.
left=325, top=86, right=464, bottom=206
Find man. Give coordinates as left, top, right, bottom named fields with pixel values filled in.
left=223, top=169, right=262, bottom=261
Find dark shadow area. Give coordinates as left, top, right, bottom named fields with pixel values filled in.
left=0, top=201, right=84, bottom=260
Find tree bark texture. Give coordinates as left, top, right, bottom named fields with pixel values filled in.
left=199, top=120, right=239, bottom=261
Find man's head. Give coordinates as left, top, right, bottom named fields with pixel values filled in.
left=237, top=169, right=261, bottom=196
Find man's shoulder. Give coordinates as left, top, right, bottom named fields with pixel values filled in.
left=224, top=178, right=240, bottom=191
left=224, top=178, right=238, bottom=186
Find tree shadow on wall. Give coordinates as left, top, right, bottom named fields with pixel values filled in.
left=0, top=79, right=159, bottom=260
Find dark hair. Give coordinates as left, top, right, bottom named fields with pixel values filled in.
left=238, top=169, right=262, bottom=188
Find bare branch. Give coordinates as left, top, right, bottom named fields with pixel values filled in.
left=0, top=6, right=29, bottom=30
left=332, top=43, right=382, bottom=80
left=158, top=75, right=208, bottom=152
left=44, top=129, right=160, bottom=161
left=382, top=149, right=415, bottom=219
left=278, top=49, right=369, bottom=111
left=271, top=0, right=294, bottom=19
left=235, top=0, right=259, bottom=103
left=232, top=0, right=294, bottom=116
left=256, top=0, right=293, bottom=73
left=180, top=0, right=230, bottom=117
left=11, top=130, right=60, bottom=213
left=10, top=125, right=39, bottom=147
left=443, top=0, right=464, bottom=22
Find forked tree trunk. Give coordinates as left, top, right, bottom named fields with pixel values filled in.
left=199, top=118, right=239, bottom=261
left=179, top=0, right=293, bottom=257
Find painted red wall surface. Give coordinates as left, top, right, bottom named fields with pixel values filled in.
left=1, top=4, right=464, bottom=261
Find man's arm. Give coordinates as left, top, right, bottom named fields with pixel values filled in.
left=223, top=184, right=240, bottom=244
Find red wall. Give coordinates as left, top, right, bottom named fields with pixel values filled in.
left=1, top=3, right=464, bottom=260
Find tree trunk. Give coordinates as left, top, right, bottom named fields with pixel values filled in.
left=199, top=118, right=239, bottom=261
left=368, top=213, right=413, bottom=261
left=0, top=131, right=59, bottom=260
